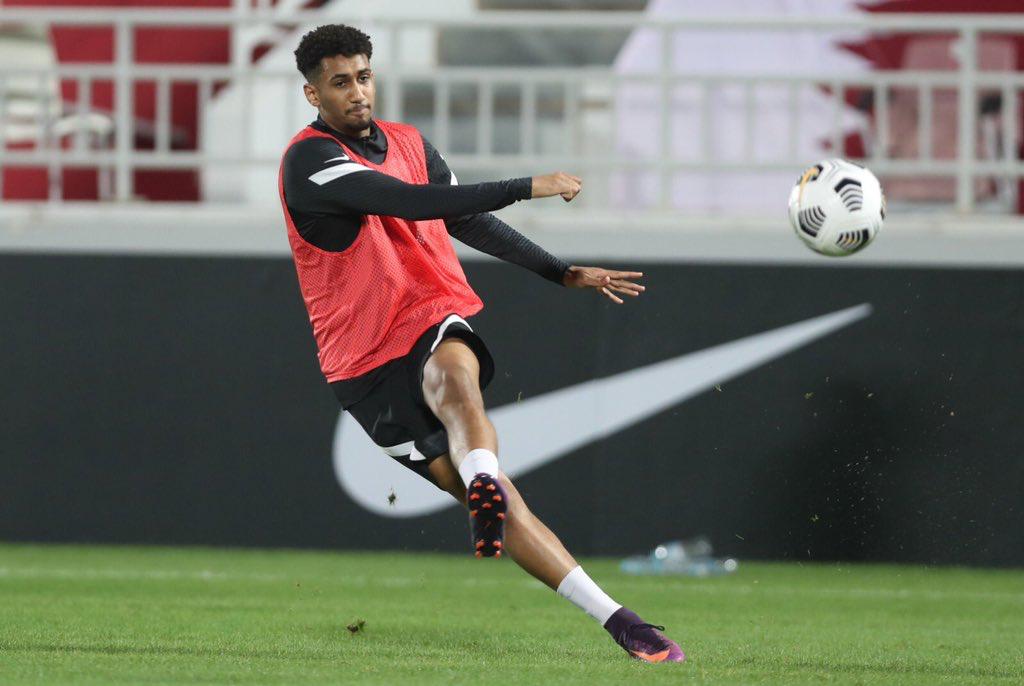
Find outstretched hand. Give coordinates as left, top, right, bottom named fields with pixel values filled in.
left=562, top=266, right=645, bottom=304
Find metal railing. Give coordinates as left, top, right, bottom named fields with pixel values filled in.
left=2, top=6, right=1024, bottom=213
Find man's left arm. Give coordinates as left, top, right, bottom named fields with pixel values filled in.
left=423, top=137, right=646, bottom=302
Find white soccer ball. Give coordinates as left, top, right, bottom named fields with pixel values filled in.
left=787, top=158, right=885, bottom=256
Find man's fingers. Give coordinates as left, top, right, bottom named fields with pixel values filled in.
left=571, top=270, right=646, bottom=290
left=610, top=279, right=645, bottom=293
left=601, top=287, right=624, bottom=304
left=561, top=180, right=582, bottom=202
left=610, top=285, right=640, bottom=297
left=610, top=271, right=643, bottom=279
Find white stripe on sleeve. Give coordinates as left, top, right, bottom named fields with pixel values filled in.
left=308, top=161, right=371, bottom=186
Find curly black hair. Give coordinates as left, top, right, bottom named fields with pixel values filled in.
left=294, top=24, right=373, bottom=82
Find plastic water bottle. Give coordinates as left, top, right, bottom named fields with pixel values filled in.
left=619, top=538, right=738, bottom=576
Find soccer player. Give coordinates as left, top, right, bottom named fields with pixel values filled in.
left=279, top=24, right=684, bottom=664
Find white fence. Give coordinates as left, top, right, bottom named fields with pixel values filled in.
left=2, top=6, right=1024, bottom=215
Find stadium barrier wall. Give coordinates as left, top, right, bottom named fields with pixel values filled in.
left=2, top=251, right=1022, bottom=566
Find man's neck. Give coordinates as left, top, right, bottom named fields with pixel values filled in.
left=314, top=115, right=387, bottom=165
left=319, top=113, right=370, bottom=139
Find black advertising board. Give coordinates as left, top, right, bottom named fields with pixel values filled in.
left=1, top=254, right=1021, bottom=565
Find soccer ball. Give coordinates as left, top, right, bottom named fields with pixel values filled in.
left=787, top=158, right=885, bottom=256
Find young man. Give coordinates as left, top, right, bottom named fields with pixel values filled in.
left=279, top=24, right=684, bottom=663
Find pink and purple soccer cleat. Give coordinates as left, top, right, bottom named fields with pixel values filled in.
left=467, top=473, right=507, bottom=558
left=603, top=607, right=685, bottom=663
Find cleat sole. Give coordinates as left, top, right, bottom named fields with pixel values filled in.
left=466, top=473, right=508, bottom=559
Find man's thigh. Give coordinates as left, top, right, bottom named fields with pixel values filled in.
left=422, top=337, right=484, bottom=407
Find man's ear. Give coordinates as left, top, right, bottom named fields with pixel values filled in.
left=303, top=82, right=320, bottom=108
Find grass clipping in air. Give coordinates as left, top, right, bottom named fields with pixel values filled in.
left=1, top=544, right=1022, bottom=685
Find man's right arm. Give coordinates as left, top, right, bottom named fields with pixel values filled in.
left=284, top=137, right=529, bottom=219
left=283, top=138, right=581, bottom=221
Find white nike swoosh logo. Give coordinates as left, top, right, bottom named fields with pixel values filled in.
left=333, top=303, right=871, bottom=517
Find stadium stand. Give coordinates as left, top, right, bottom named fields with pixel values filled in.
left=4, top=1, right=1024, bottom=265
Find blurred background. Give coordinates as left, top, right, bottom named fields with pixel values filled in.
left=1, top=0, right=1021, bottom=567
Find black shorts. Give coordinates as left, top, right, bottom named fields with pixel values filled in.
left=331, top=315, right=495, bottom=481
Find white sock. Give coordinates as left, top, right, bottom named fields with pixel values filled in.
left=556, top=565, right=622, bottom=625
left=457, top=448, right=499, bottom=487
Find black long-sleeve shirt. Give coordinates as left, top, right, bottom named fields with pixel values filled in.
left=281, top=116, right=570, bottom=284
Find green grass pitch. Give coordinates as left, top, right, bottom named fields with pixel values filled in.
left=1, top=544, right=1022, bottom=685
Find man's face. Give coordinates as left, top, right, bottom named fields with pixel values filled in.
left=304, top=53, right=375, bottom=136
